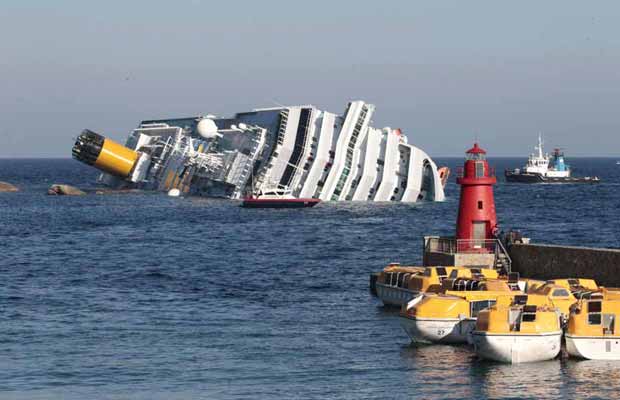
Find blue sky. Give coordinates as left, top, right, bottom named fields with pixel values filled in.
left=1, top=1, right=619, bottom=157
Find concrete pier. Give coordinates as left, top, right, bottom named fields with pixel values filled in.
left=509, top=243, right=620, bottom=287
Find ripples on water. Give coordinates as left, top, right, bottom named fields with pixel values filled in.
left=0, top=158, right=619, bottom=399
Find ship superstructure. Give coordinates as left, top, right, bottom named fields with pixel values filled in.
left=73, top=100, right=446, bottom=202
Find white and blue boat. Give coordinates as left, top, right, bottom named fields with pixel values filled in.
left=505, top=135, right=600, bottom=183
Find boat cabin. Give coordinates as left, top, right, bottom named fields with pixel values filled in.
left=568, top=297, right=620, bottom=337
left=407, top=267, right=458, bottom=293
left=524, top=283, right=577, bottom=316
left=475, top=304, right=561, bottom=334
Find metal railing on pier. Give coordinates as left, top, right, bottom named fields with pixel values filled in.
left=425, top=237, right=498, bottom=254
left=424, top=236, right=513, bottom=273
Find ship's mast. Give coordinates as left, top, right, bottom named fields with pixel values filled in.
left=537, top=133, right=544, bottom=159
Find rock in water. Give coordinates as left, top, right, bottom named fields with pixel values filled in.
left=47, top=184, right=86, bottom=196
left=0, top=181, right=19, bottom=192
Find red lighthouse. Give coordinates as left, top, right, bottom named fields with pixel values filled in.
left=456, top=143, right=498, bottom=243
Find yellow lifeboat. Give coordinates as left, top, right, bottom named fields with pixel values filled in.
left=566, top=294, right=620, bottom=360
left=525, top=282, right=578, bottom=321
left=547, top=278, right=599, bottom=292
left=399, top=279, right=518, bottom=344
left=471, top=304, right=562, bottom=363
left=376, top=266, right=498, bottom=306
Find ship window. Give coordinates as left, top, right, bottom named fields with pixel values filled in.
left=552, top=289, right=570, bottom=297
left=478, top=201, right=483, bottom=210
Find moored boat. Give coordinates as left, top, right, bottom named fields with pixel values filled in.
left=524, top=282, right=578, bottom=322
left=376, top=266, right=500, bottom=307
left=505, top=135, right=600, bottom=184
left=471, top=304, right=562, bottom=363
left=400, top=279, right=519, bottom=344
left=241, top=186, right=321, bottom=208
left=566, top=295, right=620, bottom=360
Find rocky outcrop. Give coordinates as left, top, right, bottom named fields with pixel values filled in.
left=47, top=184, right=86, bottom=196
left=0, top=181, right=19, bottom=192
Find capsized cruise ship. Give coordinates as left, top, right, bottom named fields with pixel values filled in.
left=72, top=100, right=446, bottom=202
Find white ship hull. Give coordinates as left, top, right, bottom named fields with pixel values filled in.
left=400, top=316, right=476, bottom=344
left=471, top=332, right=562, bottom=363
left=566, top=335, right=620, bottom=360
left=375, top=283, right=419, bottom=306
left=83, top=101, right=446, bottom=203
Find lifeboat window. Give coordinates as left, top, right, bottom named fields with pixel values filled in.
left=397, top=273, right=405, bottom=287
left=478, top=201, right=483, bottom=210
left=521, top=305, right=537, bottom=322
left=470, top=300, right=496, bottom=317
left=568, top=279, right=579, bottom=286
left=402, top=273, right=411, bottom=287
left=552, top=289, right=570, bottom=297
left=423, top=269, right=432, bottom=277
left=471, top=268, right=481, bottom=274
left=588, top=301, right=602, bottom=313
left=436, top=267, right=447, bottom=277
left=449, top=270, right=458, bottom=279
left=513, top=295, right=528, bottom=305
left=589, top=314, right=602, bottom=325
left=522, top=313, right=536, bottom=322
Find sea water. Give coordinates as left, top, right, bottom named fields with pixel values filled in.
left=0, top=158, right=619, bottom=399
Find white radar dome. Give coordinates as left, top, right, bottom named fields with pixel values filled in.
left=196, top=118, right=219, bottom=139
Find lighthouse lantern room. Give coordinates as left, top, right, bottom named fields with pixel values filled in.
left=455, top=143, right=498, bottom=246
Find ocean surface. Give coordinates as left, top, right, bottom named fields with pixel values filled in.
left=1, top=157, right=619, bottom=400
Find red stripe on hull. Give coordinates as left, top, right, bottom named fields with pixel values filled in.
left=241, top=198, right=321, bottom=208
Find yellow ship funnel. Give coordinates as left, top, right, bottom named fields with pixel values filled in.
left=72, top=130, right=139, bottom=178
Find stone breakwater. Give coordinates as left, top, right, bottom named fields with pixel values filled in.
left=509, top=243, right=620, bottom=287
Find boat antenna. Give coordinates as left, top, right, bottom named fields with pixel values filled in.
left=537, top=132, right=544, bottom=158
